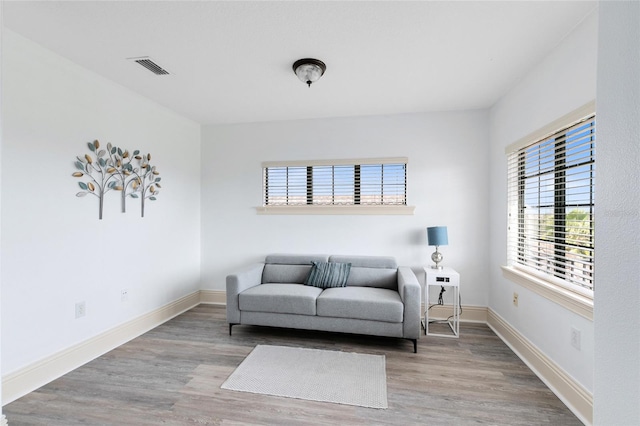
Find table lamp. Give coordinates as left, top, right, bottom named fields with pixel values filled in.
left=427, top=226, right=448, bottom=269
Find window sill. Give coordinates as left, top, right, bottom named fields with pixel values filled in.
left=256, top=205, right=415, bottom=215
left=501, top=266, right=593, bottom=321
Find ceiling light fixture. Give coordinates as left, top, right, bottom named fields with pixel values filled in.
left=292, top=58, right=326, bottom=88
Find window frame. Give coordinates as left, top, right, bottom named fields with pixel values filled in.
left=257, top=157, right=415, bottom=215
left=504, top=101, right=595, bottom=318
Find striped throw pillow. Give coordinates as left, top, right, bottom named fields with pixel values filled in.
left=304, top=261, right=352, bottom=289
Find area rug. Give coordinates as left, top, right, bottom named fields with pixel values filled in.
left=220, top=345, right=388, bottom=409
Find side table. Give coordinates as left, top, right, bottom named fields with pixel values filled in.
left=423, top=266, right=460, bottom=338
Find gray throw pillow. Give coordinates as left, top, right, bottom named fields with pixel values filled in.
left=304, top=261, right=352, bottom=289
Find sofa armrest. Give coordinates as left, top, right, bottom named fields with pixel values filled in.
left=398, top=266, right=421, bottom=339
left=226, top=263, right=265, bottom=324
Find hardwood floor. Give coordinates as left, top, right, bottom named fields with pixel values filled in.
left=4, top=305, right=581, bottom=425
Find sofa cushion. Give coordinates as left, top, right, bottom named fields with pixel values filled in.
left=262, top=254, right=330, bottom=284
left=316, top=287, right=404, bottom=323
left=329, top=255, right=398, bottom=289
left=262, top=264, right=313, bottom=284
left=304, top=261, right=352, bottom=289
left=239, top=283, right=322, bottom=316
left=345, top=267, right=397, bottom=290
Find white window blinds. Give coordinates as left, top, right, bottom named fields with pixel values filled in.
left=507, top=115, right=595, bottom=292
left=263, top=158, right=407, bottom=207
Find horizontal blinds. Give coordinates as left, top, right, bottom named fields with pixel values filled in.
left=357, top=164, right=406, bottom=205
left=313, top=165, right=354, bottom=205
left=262, top=157, right=408, bottom=168
left=264, top=160, right=407, bottom=206
left=507, top=115, right=595, bottom=291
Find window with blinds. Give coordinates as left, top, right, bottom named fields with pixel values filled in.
left=507, top=114, right=595, bottom=293
left=263, top=158, right=407, bottom=207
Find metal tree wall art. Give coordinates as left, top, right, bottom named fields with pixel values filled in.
left=72, top=140, right=162, bottom=219
left=73, top=140, right=118, bottom=220
left=130, top=153, right=162, bottom=218
left=105, top=143, right=138, bottom=213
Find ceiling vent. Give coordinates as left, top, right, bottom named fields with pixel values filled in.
left=128, top=57, right=170, bottom=75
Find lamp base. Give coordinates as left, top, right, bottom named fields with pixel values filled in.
left=431, top=247, right=443, bottom=270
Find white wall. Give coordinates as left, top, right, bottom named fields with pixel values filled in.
left=1, top=30, right=201, bottom=376
left=201, top=110, right=490, bottom=308
left=594, top=1, right=640, bottom=424
left=488, top=8, right=597, bottom=394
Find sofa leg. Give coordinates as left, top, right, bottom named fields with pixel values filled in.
left=229, top=324, right=234, bottom=336
left=411, top=339, right=417, bottom=353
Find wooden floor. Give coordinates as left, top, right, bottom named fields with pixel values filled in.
left=4, top=305, right=581, bottom=425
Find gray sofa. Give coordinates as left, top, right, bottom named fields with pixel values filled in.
left=226, top=254, right=422, bottom=352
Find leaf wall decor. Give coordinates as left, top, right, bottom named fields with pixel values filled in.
left=72, top=140, right=163, bottom=219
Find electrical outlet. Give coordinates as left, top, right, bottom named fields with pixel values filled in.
left=75, top=301, right=86, bottom=319
left=571, top=327, right=581, bottom=350
left=121, top=289, right=129, bottom=302
left=513, top=292, right=519, bottom=307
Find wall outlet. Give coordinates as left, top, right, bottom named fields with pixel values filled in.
left=513, top=292, right=519, bottom=307
left=75, top=301, right=86, bottom=319
left=571, top=327, right=581, bottom=350
left=121, top=289, right=129, bottom=302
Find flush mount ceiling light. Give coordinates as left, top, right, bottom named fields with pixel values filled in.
left=292, top=58, right=326, bottom=87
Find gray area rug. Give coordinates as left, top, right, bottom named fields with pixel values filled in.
left=221, top=344, right=388, bottom=409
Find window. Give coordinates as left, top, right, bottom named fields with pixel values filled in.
left=259, top=158, right=412, bottom=214
left=507, top=113, right=595, bottom=295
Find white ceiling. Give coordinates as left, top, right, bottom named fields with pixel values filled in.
left=3, top=1, right=597, bottom=125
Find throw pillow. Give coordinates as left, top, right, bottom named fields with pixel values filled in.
left=304, top=261, right=352, bottom=289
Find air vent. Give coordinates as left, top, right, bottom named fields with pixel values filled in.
left=128, top=57, right=170, bottom=75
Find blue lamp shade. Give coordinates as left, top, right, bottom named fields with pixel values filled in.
left=427, top=226, right=448, bottom=247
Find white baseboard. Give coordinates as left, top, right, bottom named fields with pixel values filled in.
left=487, top=309, right=592, bottom=426
left=2, top=291, right=201, bottom=406
left=198, top=289, right=226, bottom=305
